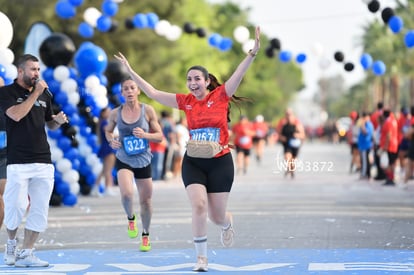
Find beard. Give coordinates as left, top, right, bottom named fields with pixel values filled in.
left=22, top=74, right=35, bottom=88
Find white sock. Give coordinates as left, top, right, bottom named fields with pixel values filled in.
left=193, top=236, right=207, bottom=257
left=7, top=239, right=16, bottom=245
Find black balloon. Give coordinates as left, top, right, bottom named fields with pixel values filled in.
left=125, top=17, right=134, bottom=30
left=265, top=46, right=275, bottom=58
left=367, top=0, right=380, bottom=13
left=344, top=62, right=354, bottom=72
left=381, top=7, right=395, bottom=24
left=270, top=38, right=281, bottom=50
left=334, top=51, right=344, bottom=62
left=183, top=22, right=195, bottom=34
left=39, top=33, right=76, bottom=68
left=105, top=60, right=130, bottom=86
left=196, top=28, right=206, bottom=38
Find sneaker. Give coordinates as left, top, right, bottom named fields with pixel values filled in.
left=15, top=250, right=49, bottom=267
left=3, top=240, right=17, bottom=265
left=127, top=215, right=138, bottom=238
left=221, top=214, right=235, bottom=247
left=139, top=235, right=151, bottom=252
left=192, top=256, right=208, bottom=272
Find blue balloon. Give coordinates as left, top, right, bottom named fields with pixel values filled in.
left=146, top=13, right=159, bottom=29
left=64, top=148, right=80, bottom=162
left=388, top=15, right=403, bottom=34
left=56, top=182, right=71, bottom=196
left=218, top=37, right=233, bottom=51
left=62, top=104, right=77, bottom=116
left=63, top=193, right=77, bottom=206
left=71, top=158, right=80, bottom=171
left=96, top=15, right=112, bottom=32
left=48, top=79, right=61, bottom=95
left=57, top=136, right=72, bottom=151
left=296, top=53, right=307, bottom=64
left=133, top=13, right=148, bottom=29
left=405, top=30, right=414, bottom=48
left=102, top=0, right=118, bottom=17
left=74, top=43, right=108, bottom=77
left=111, top=83, right=122, bottom=94
left=54, top=91, right=68, bottom=105
left=78, top=22, right=94, bottom=38
left=69, top=0, right=83, bottom=6
left=360, top=53, right=373, bottom=70
left=3, top=78, right=12, bottom=85
left=42, top=67, right=55, bottom=82
left=372, top=60, right=386, bottom=76
left=55, top=0, right=76, bottom=19
left=48, top=128, right=62, bottom=139
left=208, top=33, right=222, bottom=47
left=69, top=113, right=81, bottom=126
left=279, top=51, right=292, bottom=63
left=0, top=64, right=6, bottom=78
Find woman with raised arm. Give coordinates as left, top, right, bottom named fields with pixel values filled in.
left=115, top=26, right=260, bottom=272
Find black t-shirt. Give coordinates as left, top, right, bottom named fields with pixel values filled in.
left=0, top=81, right=53, bottom=164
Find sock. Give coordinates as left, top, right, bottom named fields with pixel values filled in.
left=142, top=232, right=149, bottom=236
left=7, top=239, right=16, bottom=246
left=193, top=236, right=207, bottom=257
left=128, top=214, right=135, bottom=221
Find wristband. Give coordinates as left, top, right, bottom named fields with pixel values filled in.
left=248, top=49, right=257, bottom=57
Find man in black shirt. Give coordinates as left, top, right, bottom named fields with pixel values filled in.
left=0, top=54, right=67, bottom=267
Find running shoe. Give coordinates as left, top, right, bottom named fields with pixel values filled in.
left=139, top=235, right=151, bottom=252
left=192, top=256, right=208, bottom=272
left=220, top=213, right=235, bottom=247
left=15, top=249, right=49, bottom=267
left=127, top=215, right=138, bottom=239
left=4, top=239, right=17, bottom=265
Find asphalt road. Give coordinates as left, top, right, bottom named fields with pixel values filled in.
left=1, top=140, right=414, bottom=274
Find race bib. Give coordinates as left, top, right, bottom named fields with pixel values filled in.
left=239, top=136, right=251, bottom=145
left=123, top=135, right=148, bottom=155
left=190, top=127, right=220, bottom=142
left=289, top=138, right=301, bottom=148
left=0, top=131, right=6, bottom=149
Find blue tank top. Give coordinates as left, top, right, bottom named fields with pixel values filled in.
left=115, top=104, right=152, bottom=168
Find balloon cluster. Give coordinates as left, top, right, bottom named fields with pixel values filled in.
left=263, top=36, right=307, bottom=65
left=333, top=51, right=355, bottom=72
left=55, top=0, right=121, bottom=38
left=36, top=32, right=114, bottom=206
left=0, top=12, right=17, bottom=85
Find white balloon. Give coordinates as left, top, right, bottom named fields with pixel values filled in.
left=319, top=57, right=331, bottom=70
left=56, top=158, right=72, bottom=173
left=242, top=39, right=255, bottom=54
left=78, top=143, right=92, bottom=155
left=233, top=26, right=250, bottom=44
left=63, top=170, right=80, bottom=184
left=84, top=75, right=100, bottom=89
left=166, top=25, right=182, bottom=41
left=311, top=42, right=325, bottom=57
left=155, top=20, right=171, bottom=36
left=361, top=0, right=372, bottom=3
left=67, top=92, right=80, bottom=106
left=4, top=63, right=17, bottom=79
left=69, top=181, right=80, bottom=195
left=92, top=162, right=103, bottom=175
left=95, top=95, right=109, bottom=109
left=61, top=78, right=78, bottom=94
left=53, top=65, right=70, bottom=82
left=51, top=147, right=64, bottom=162
left=0, top=48, right=14, bottom=64
left=83, top=7, right=101, bottom=28
left=0, top=12, right=14, bottom=48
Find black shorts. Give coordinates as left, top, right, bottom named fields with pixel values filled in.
left=115, top=159, right=152, bottom=179
left=182, top=152, right=234, bottom=193
left=283, top=144, right=300, bottom=158
left=235, top=146, right=251, bottom=156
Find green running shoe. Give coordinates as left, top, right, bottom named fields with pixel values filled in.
left=139, top=235, right=151, bottom=252
left=127, top=215, right=138, bottom=239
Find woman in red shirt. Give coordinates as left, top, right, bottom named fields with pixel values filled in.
left=115, top=26, right=260, bottom=272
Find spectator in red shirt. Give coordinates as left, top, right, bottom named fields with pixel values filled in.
left=232, top=115, right=255, bottom=174
left=379, top=109, right=399, bottom=186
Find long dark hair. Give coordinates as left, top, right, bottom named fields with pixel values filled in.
left=187, top=65, right=251, bottom=122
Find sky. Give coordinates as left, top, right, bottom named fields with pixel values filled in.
left=208, top=0, right=401, bottom=99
